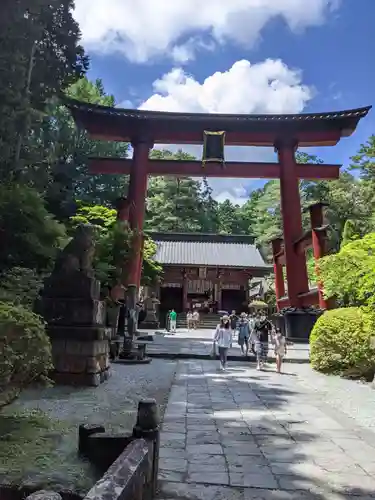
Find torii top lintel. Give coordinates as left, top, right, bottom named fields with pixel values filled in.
left=65, top=98, right=371, bottom=147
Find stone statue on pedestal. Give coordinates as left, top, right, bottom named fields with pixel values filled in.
left=140, top=293, right=160, bottom=330
left=39, top=224, right=111, bottom=387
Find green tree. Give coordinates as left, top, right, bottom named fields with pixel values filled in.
left=341, top=220, right=360, bottom=248
left=319, top=233, right=375, bottom=308
left=199, top=178, right=220, bottom=233
left=27, top=78, right=129, bottom=219
left=0, top=183, right=65, bottom=272
left=0, top=0, right=88, bottom=176
left=70, top=203, right=161, bottom=286
left=146, top=149, right=204, bottom=232
left=217, top=199, right=245, bottom=234
left=350, top=135, right=375, bottom=181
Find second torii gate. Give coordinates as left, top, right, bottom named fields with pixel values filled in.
left=66, top=99, right=370, bottom=316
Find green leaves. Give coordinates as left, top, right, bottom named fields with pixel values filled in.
left=319, top=232, right=375, bottom=308
left=0, top=301, right=52, bottom=408
left=0, top=183, right=65, bottom=271
left=310, top=307, right=375, bottom=380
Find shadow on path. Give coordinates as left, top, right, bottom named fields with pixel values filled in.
left=158, top=359, right=375, bottom=499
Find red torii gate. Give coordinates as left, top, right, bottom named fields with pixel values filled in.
left=66, top=99, right=370, bottom=315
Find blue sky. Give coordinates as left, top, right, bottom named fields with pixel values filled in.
left=74, top=0, right=374, bottom=203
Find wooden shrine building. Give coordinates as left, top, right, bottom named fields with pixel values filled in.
left=65, top=98, right=370, bottom=338
left=149, top=232, right=271, bottom=314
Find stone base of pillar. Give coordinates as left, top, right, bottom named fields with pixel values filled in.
left=40, top=271, right=111, bottom=387
left=138, top=310, right=159, bottom=330
left=273, top=308, right=324, bottom=343
left=139, top=321, right=159, bottom=330
left=49, top=335, right=111, bottom=387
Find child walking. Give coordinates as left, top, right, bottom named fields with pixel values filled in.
left=273, top=328, right=287, bottom=373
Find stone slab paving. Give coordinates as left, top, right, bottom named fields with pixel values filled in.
left=158, top=360, right=375, bottom=499
left=145, top=328, right=310, bottom=361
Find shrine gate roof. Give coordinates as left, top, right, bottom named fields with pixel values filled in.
left=150, top=232, right=271, bottom=270
left=65, top=98, right=371, bottom=147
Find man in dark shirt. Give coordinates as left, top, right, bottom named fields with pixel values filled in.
left=229, top=310, right=239, bottom=331
left=254, top=314, right=273, bottom=370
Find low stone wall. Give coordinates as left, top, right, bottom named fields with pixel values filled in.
left=15, top=399, right=160, bottom=500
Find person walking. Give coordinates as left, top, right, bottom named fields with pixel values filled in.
left=169, top=309, right=177, bottom=333
left=192, top=309, right=200, bottom=329
left=273, top=328, right=287, bottom=373
left=186, top=310, right=193, bottom=330
left=237, top=312, right=250, bottom=356
left=248, top=313, right=256, bottom=354
left=229, top=310, right=239, bottom=338
left=253, top=313, right=273, bottom=370
left=213, top=315, right=233, bottom=371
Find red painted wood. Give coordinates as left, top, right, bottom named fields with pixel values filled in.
left=298, top=288, right=320, bottom=308
left=309, top=203, right=332, bottom=309
left=127, top=142, right=152, bottom=287
left=271, top=239, right=285, bottom=309
left=83, top=122, right=343, bottom=146
left=89, top=158, right=340, bottom=180
left=277, top=296, right=290, bottom=309
left=277, top=142, right=309, bottom=307
left=294, top=231, right=313, bottom=254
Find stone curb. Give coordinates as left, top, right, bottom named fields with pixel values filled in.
left=147, top=352, right=310, bottom=364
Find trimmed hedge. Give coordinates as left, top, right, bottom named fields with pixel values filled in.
left=310, top=307, right=375, bottom=381
left=0, top=302, right=52, bottom=407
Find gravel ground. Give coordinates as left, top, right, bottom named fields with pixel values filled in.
left=288, top=363, right=375, bottom=430
left=0, top=360, right=177, bottom=495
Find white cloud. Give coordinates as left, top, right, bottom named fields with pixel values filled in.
left=140, top=59, right=313, bottom=114
left=215, top=191, right=248, bottom=206
left=140, top=58, right=313, bottom=200
left=73, top=0, right=339, bottom=63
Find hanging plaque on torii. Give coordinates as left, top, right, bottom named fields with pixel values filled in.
left=202, top=130, right=226, bottom=168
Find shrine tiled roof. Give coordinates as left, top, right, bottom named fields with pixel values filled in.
left=150, top=233, right=271, bottom=270
left=65, top=98, right=371, bottom=124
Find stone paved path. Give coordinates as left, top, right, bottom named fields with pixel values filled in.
left=158, top=360, right=375, bottom=499
left=145, top=329, right=310, bottom=362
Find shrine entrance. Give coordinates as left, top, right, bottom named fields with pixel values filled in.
left=222, top=288, right=247, bottom=313
left=160, top=286, right=183, bottom=312
left=66, top=99, right=370, bottom=339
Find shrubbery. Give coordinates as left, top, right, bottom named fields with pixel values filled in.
left=318, top=232, right=375, bottom=308
left=310, top=307, right=375, bottom=381
left=0, top=302, right=52, bottom=407
left=0, top=267, right=44, bottom=308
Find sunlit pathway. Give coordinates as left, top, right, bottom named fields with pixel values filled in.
left=158, top=360, right=375, bottom=499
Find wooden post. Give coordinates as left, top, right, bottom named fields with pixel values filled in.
left=127, top=139, right=152, bottom=288
left=309, top=202, right=332, bottom=309
left=276, top=140, right=309, bottom=307
left=182, top=269, right=188, bottom=312
left=216, top=269, right=223, bottom=310
left=271, top=238, right=285, bottom=309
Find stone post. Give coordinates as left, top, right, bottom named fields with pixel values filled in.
left=121, top=284, right=138, bottom=357
left=133, top=398, right=160, bottom=499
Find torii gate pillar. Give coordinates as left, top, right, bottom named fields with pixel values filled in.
left=127, top=139, right=152, bottom=289
left=276, top=140, right=309, bottom=307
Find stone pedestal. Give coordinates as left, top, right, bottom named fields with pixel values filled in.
left=40, top=272, right=111, bottom=387
left=139, top=295, right=160, bottom=330
left=273, top=308, right=323, bottom=343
